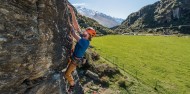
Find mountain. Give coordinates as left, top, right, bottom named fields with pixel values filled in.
left=77, top=14, right=114, bottom=35
left=75, top=6, right=124, bottom=28
left=114, top=0, right=190, bottom=34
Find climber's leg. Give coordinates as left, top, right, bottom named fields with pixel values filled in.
left=67, top=49, right=74, bottom=65
left=65, top=61, right=77, bottom=86
left=68, top=58, right=72, bottom=65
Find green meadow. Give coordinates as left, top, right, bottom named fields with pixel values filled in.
left=91, top=35, right=190, bottom=94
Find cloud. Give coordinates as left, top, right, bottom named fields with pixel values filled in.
left=72, top=3, right=87, bottom=6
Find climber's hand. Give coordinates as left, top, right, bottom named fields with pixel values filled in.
left=67, top=4, right=81, bottom=34
left=69, top=23, right=74, bottom=31
left=67, top=5, right=74, bottom=12
left=69, top=23, right=73, bottom=28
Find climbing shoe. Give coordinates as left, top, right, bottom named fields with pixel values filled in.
left=68, top=85, right=74, bottom=93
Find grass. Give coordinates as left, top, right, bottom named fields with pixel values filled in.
left=91, top=35, right=190, bottom=94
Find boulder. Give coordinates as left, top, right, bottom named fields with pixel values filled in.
left=0, top=0, right=83, bottom=93
left=85, top=70, right=99, bottom=81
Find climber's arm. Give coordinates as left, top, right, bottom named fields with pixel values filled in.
left=70, top=24, right=81, bottom=41
left=68, top=5, right=81, bottom=32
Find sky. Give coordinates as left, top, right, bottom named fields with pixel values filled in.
left=69, top=0, right=159, bottom=19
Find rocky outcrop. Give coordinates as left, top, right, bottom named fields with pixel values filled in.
left=0, top=0, right=83, bottom=93
left=115, top=0, right=190, bottom=34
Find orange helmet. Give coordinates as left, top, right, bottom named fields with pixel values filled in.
left=86, top=27, right=96, bottom=37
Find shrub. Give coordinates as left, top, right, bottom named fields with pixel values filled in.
left=118, top=80, right=127, bottom=89
left=91, top=52, right=100, bottom=61
left=100, top=76, right=110, bottom=87
left=118, top=79, right=134, bottom=89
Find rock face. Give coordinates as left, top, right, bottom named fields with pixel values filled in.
left=115, top=0, right=190, bottom=34
left=0, top=0, right=83, bottom=93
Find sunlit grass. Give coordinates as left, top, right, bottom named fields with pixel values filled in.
left=91, top=35, right=190, bottom=94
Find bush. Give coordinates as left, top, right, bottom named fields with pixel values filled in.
left=118, top=79, right=134, bottom=89
left=100, top=76, right=110, bottom=87
left=118, top=80, right=127, bottom=89
left=91, top=52, right=100, bottom=61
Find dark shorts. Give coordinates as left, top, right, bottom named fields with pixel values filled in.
left=71, top=56, right=83, bottom=67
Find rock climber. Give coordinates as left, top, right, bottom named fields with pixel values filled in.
left=65, top=5, right=96, bottom=93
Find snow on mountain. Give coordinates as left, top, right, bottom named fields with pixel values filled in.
left=75, top=6, right=124, bottom=28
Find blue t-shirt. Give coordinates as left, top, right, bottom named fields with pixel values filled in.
left=73, top=38, right=89, bottom=58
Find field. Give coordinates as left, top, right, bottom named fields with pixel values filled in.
left=91, top=35, right=190, bottom=94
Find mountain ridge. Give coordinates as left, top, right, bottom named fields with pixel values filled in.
left=77, top=14, right=114, bottom=35
left=114, top=0, right=190, bottom=34
left=75, top=6, right=124, bottom=28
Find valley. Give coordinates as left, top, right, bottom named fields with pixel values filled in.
left=91, top=35, right=190, bottom=94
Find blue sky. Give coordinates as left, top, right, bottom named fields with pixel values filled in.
left=69, top=0, right=159, bottom=19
